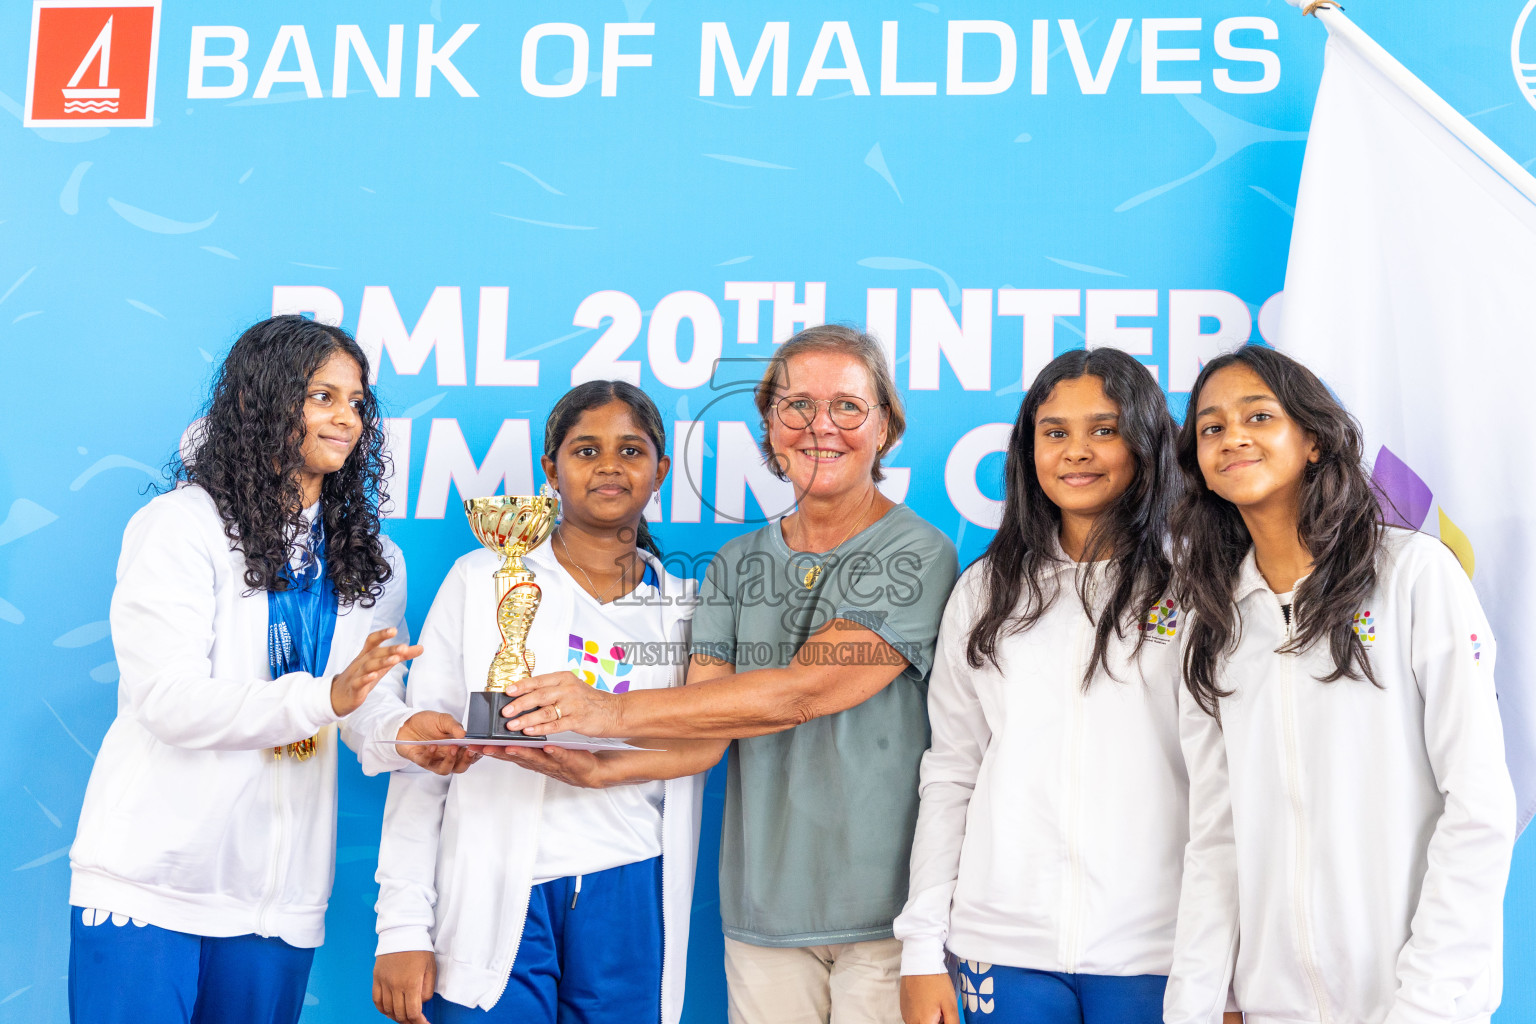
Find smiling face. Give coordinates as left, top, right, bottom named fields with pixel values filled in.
left=296, top=351, right=366, bottom=500
left=1192, top=363, right=1319, bottom=514
left=541, top=400, right=669, bottom=533
left=1033, top=374, right=1135, bottom=529
left=766, top=350, right=889, bottom=503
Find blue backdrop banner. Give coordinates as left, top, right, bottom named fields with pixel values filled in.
left=3, top=1, right=1534, bottom=1021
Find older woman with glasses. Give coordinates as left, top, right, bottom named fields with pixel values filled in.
left=494, top=324, right=958, bottom=1024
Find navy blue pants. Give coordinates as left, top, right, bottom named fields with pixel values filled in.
left=956, top=959, right=1167, bottom=1024
left=68, top=907, right=314, bottom=1024
left=431, top=856, right=663, bottom=1024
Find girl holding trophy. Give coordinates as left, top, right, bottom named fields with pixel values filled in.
left=372, top=381, right=716, bottom=1024
left=496, top=326, right=957, bottom=1023
left=67, top=315, right=467, bottom=1024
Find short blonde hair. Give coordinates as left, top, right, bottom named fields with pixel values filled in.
left=753, top=323, right=906, bottom=482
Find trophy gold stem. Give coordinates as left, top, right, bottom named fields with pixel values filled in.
left=487, top=556, right=541, bottom=692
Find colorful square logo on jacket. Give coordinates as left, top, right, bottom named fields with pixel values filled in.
left=1353, top=610, right=1376, bottom=646
left=1140, top=598, right=1178, bottom=642
left=567, top=634, right=634, bottom=693
left=1472, top=633, right=1482, bottom=664
left=24, top=1, right=161, bottom=127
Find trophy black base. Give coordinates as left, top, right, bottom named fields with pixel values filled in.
left=465, top=691, right=534, bottom=739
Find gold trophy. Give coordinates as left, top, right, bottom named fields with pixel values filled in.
left=462, top=487, right=560, bottom=738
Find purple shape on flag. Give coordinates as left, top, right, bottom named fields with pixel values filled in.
left=1371, top=446, right=1432, bottom=530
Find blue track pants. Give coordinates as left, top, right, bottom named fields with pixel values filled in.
left=68, top=907, right=314, bottom=1024
left=956, top=959, right=1167, bottom=1024
left=430, top=855, right=663, bottom=1024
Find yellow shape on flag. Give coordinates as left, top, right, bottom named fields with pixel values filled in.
left=1438, top=508, right=1475, bottom=579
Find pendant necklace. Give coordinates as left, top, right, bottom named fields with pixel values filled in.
left=558, top=527, right=634, bottom=604
left=794, top=493, right=877, bottom=590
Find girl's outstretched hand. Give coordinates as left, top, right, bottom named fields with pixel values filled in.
left=901, top=973, right=961, bottom=1024
left=501, top=670, right=624, bottom=737
left=373, top=950, right=436, bottom=1024
left=332, top=628, right=423, bottom=717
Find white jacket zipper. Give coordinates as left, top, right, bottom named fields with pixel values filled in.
left=490, top=784, right=545, bottom=1009
left=657, top=619, right=682, bottom=1024
left=256, top=750, right=290, bottom=935
left=657, top=615, right=693, bottom=1024
left=657, top=787, right=669, bottom=1024
left=490, top=885, right=537, bottom=1008
left=1061, top=610, right=1090, bottom=972
left=1277, top=601, right=1332, bottom=1024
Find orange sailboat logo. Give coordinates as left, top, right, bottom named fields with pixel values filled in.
left=61, top=16, right=120, bottom=114
left=24, top=2, right=161, bottom=128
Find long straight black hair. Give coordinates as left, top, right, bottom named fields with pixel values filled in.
left=1172, top=345, right=1382, bottom=720
left=543, top=379, right=666, bottom=556
left=967, top=347, right=1179, bottom=684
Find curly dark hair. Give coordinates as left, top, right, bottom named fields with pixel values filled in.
left=168, top=315, right=393, bottom=606
left=1172, top=345, right=1382, bottom=720
left=966, top=347, right=1179, bottom=686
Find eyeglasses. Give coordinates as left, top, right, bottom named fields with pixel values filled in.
left=773, top=395, right=883, bottom=430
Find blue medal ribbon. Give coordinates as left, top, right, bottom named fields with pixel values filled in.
left=267, top=515, right=339, bottom=760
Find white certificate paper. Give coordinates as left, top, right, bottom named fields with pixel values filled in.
left=380, top=732, right=656, bottom=752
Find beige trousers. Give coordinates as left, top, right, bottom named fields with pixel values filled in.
left=723, top=935, right=903, bottom=1024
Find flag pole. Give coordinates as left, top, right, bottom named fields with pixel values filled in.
left=1303, top=2, right=1536, bottom=206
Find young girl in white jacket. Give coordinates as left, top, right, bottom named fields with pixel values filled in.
left=1163, top=345, right=1516, bottom=1024
left=896, top=347, right=1201, bottom=1024
left=68, top=316, right=468, bottom=1024
left=371, top=381, right=718, bottom=1024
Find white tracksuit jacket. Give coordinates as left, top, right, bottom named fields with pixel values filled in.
left=1164, top=528, right=1516, bottom=1024
left=69, top=484, right=417, bottom=948
left=893, top=557, right=1188, bottom=978
left=373, top=542, right=705, bottom=1021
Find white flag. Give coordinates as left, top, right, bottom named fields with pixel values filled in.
left=1276, top=9, right=1536, bottom=829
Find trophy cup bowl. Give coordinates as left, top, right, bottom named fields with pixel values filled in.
left=463, top=491, right=559, bottom=738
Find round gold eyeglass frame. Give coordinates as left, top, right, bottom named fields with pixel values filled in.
left=772, top=396, right=887, bottom=430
